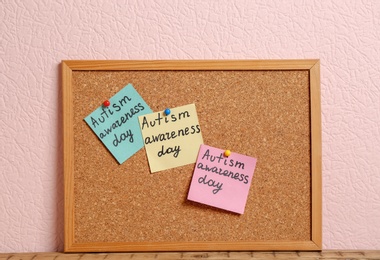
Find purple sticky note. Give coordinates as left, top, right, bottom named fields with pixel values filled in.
left=187, top=144, right=257, bottom=214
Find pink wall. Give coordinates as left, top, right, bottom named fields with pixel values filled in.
left=1, top=1, right=379, bottom=252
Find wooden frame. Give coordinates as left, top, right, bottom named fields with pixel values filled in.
left=62, top=60, right=321, bottom=252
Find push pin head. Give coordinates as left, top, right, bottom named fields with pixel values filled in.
left=164, top=108, right=171, bottom=116
left=224, top=150, right=231, bottom=157
left=103, top=100, right=111, bottom=107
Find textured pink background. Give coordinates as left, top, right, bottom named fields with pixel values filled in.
left=1, top=1, right=379, bottom=253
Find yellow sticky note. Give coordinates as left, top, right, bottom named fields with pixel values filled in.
left=138, top=104, right=204, bottom=173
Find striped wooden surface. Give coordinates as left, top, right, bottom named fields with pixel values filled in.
left=1, top=251, right=380, bottom=259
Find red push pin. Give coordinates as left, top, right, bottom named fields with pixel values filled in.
left=103, top=100, right=110, bottom=107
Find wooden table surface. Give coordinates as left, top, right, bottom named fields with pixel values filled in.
left=1, top=251, right=380, bottom=259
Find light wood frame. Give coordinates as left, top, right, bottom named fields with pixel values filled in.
left=62, top=60, right=321, bottom=252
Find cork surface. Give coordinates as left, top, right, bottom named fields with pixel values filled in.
left=72, top=70, right=311, bottom=243
left=2, top=251, right=380, bottom=259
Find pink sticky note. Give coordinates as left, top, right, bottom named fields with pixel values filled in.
left=187, top=144, right=257, bottom=214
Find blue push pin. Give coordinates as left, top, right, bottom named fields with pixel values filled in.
left=164, top=108, right=171, bottom=116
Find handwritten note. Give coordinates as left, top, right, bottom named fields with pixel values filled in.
left=187, top=144, right=257, bottom=214
left=84, top=84, right=152, bottom=164
left=138, top=104, right=203, bottom=173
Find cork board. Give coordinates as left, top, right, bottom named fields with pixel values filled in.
left=62, top=60, right=321, bottom=252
